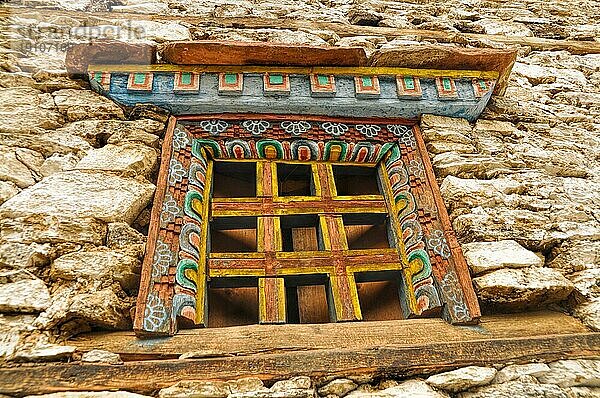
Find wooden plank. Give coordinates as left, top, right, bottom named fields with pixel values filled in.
left=1, top=332, right=598, bottom=396
left=70, top=311, right=588, bottom=359
left=160, top=41, right=369, bottom=67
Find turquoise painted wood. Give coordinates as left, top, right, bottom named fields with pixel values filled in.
left=90, top=72, right=494, bottom=122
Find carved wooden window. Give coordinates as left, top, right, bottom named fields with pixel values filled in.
left=134, top=115, right=480, bottom=335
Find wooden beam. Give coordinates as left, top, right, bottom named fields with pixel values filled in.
left=70, top=311, right=587, bottom=360
left=0, top=332, right=598, bottom=396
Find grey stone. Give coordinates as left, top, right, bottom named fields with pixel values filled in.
left=40, top=153, right=79, bottom=178
left=158, top=380, right=234, bottom=398
left=381, top=379, right=449, bottom=398
left=106, top=222, right=146, bottom=259
left=426, top=366, right=497, bottom=392
left=573, top=298, right=600, bottom=331
left=271, top=377, right=312, bottom=391
left=12, top=343, right=76, bottom=362
left=462, top=240, right=543, bottom=275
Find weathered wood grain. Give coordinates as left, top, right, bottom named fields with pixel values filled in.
left=160, top=41, right=369, bottom=67
left=1, top=331, right=598, bottom=396
left=71, top=311, right=588, bottom=360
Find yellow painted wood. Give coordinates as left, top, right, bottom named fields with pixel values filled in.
left=258, top=278, right=286, bottom=324
left=88, top=64, right=500, bottom=79
left=211, top=206, right=389, bottom=218
left=333, top=194, right=385, bottom=201
left=329, top=274, right=362, bottom=322
left=318, top=215, right=332, bottom=251
left=195, top=152, right=213, bottom=326
left=311, top=163, right=323, bottom=197
left=378, top=157, right=418, bottom=314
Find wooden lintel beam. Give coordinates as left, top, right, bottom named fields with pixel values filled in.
left=0, top=332, right=598, bottom=396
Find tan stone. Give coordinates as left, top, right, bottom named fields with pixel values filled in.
left=0, top=181, right=20, bottom=205
left=573, top=298, right=600, bottom=331
left=495, top=363, right=550, bottom=384
left=318, top=379, right=357, bottom=397
left=0, top=87, right=63, bottom=133
left=426, top=366, right=497, bottom=393
left=0, top=171, right=155, bottom=224
left=458, top=381, right=568, bottom=398
left=23, top=392, right=151, bottom=398
left=462, top=240, right=543, bottom=275
left=538, top=360, right=600, bottom=388
left=0, top=146, right=36, bottom=188
left=381, top=379, right=449, bottom=398
left=0, top=271, right=50, bottom=313
left=51, top=249, right=140, bottom=291
left=75, top=144, right=158, bottom=178
left=53, top=89, right=125, bottom=121
left=473, top=267, right=574, bottom=309
left=81, top=349, right=123, bottom=365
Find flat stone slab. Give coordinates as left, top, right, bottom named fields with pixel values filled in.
left=462, top=240, right=543, bottom=275
left=0, top=171, right=155, bottom=225
left=159, top=41, right=368, bottom=66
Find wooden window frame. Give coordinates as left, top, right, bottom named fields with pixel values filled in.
left=134, top=115, right=480, bottom=336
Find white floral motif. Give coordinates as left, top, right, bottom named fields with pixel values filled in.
left=152, top=240, right=173, bottom=278
left=428, top=230, right=451, bottom=259
left=168, top=159, right=186, bottom=185
left=408, top=159, right=425, bottom=179
left=280, top=121, right=311, bottom=136
left=321, top=122, right=348, bottom=137
left=198, top=119, right=228, bottom=135
left=356, top=124, right=381, bottom=138
left=160, top=192, right=182, bottom=224
left=172, top=127, right=190, bottom=151
left=386, top=124, right=410, bottom=137
left=143, top=292, right=168, bottom=332
left=242, top=120, right=270, bottom=136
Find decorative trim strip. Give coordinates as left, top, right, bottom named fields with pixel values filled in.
left=127, top=72, right=153, bottom=92
left=435, top=77, right=458, bottom=99
left=218, top=72, right=244, bottom=95
left=263, top=73, right=290, bottom=96
left=89, top=71, right=111, bottom=91
left=174, top=72, right=200, bottom=93
left=472, top=78, right=494, bottom=98
left=354, top=75, right=380, bottom=98
left=396, top=75, right=422, bottom=99
left=310, top=74, right=336, bottom=97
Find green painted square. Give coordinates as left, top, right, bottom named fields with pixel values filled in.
left=224, top=73, right=238, bottom=85
left=403, top=76, right=415, bottom=90
left=180, top=72, right=192, bottom=85
left=269, top=74, right=284, bottom=85
left=442, top=78, right=452, bottom=91
left=478, top=80, right=488, bottom=90
left=93, top=72, right=102, bottom=81
left=317, top=75, right=330, bottom=86
left=361, top=76, right=373, bottom=87
left=133, top=73, right=146, bottom=85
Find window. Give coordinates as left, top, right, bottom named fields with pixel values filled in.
left=135, top=116, right=480, bottom=335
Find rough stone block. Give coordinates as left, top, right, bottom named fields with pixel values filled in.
left=462, top=240, right=543, bottom=275
left=426, top=366, right=497, bottom=392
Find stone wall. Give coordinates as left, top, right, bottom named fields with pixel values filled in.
left=0, top=0, right=599, bottom=388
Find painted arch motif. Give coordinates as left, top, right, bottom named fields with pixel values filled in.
left=134, top=115, right=480, bottom=335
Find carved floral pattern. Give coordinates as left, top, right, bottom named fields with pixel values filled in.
left=356, top=124, right=381, bottom=138
left=321, top=121, right=348, bottom=136
left=280, top=120, right=312, bottom=136
left=242, top=120, right=270, bottom=136
left=143, top=292, right=168, bottom=332
left=168, top=159, right=187, bottom=186
left=198, top=120, right=229, bottom=135
left=428, top=230, right=451, bottom=259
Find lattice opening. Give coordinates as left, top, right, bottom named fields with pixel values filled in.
left=332, top=165, right=381, bottom=196
left=343, top=213, right=391, bottom=250
left=355, top=271, right=404, bottom=321
left=277, top=163, right=314, bottom=196
left=208, top=278, right=259, bottom=327
left=210, top=216, right=258, bottom=252
left=285, top=276, right=330, bottom=324
left=213, top=161, right=257, bottom=198
left=280, top=214, right=322, bottom=252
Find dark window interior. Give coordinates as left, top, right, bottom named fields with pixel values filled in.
left=333, top=165, right=381, bottom=196
left=277, top=163, right=314, bottom=196
left=213, top=161, right=256, bottom=198
left=343, top=213, right=391, bottom=250
left=210, top=216, right=257, bottom=253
